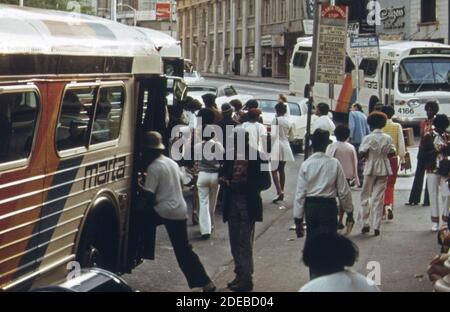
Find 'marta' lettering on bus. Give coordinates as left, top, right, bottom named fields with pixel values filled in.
left=83, top=156, right=126, bottom=190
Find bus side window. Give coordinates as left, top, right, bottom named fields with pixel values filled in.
left=359, top=58, right=378, bottom=77
left=90, top=86, right=125, bottom=145
left=56, top=88, right=95, bottom=151
left=293, top=52, right=308, bottom=68
left=0, top=91, right=39, bottom=163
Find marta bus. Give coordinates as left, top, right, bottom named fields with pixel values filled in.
left=289, top=36, right=450, bottom=125
left=0, top=5, right=173, bottom=290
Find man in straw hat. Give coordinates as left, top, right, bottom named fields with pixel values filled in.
left=140, top=131, right=216, bottom=292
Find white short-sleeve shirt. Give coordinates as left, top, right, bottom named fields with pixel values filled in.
left=143, top=155, right=188, bottom=220
left=299, top=270, right=379, bottom=292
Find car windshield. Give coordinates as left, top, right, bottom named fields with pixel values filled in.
left=184, top=71, right=196, bottom=78
left=187, top=86, right=217, bottom=93
left=223, top=86, right=237, bottom=96
left=257, top=100, right=277, bottom=113
left=398, top=57, right=450, bottom=93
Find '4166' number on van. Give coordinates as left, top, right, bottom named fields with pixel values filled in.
left=398, top=108, right=414, bottom=115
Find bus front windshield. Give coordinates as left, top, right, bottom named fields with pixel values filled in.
left=398, top=57, right=450, bottom=93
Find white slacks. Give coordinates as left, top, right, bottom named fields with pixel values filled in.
left=426, top=173, right=449, bottom=225
left=197, top=171, right=220, bottom=235
left=360, top=175, right=388, bottom=231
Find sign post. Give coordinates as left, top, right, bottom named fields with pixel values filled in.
left=305, top=1, right=348, bottom=160
left=304, top=0, right=321, bottom=160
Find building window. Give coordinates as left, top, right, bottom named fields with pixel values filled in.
left=249, top=0, right=255, bottom=17
left=237, top=0, right=242, bottom=18
left=210, top=4, right=215, bottom=24
left=421, top=0, right=436, bottom=23
left=291, top=0, right=296, bottom=20
left=272, top=0, right=277, bottom=23
left=218, top=2, right=223, bottom=22
left=280, top=0, right=286, bottom=21
left=193, top=9, right=197, bottom=27
left=263, top=0, right=270, bottom=24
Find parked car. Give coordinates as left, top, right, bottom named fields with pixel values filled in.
left=187, top=83, right=253, bottom=107
left=255, top=97, right=307, bottom=153
left=183, top=70, right=205, bottom=84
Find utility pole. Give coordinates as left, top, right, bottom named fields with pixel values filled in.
left=118, top=2, right=137, bottom=26
left=170, top=0, right=174, bottom=38
left=304, top=0, right=323, bottom=160
left=111, top=0, right=117, bottom=22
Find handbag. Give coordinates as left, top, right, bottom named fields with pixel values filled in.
left=401, top=151, right=412, bottom=172
left=438, top=228, right=450, bottom=253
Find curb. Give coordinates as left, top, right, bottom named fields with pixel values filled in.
left=201, top=73, right=289, bottom=87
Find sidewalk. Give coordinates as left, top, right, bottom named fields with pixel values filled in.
left=201, top=72, right=289, bottom=87
left=213, top=187, right=437, bottom=292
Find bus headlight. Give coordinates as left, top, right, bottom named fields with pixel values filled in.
left=407, top=99, right=421, bottom=108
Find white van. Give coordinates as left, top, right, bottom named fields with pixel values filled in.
left=289, top=37, right=450, bottom=125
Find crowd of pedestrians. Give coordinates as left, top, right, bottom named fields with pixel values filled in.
left=142, top=91, right=450, bottom=292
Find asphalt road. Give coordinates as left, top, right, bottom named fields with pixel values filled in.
left=196, top=78, right=291, bottom=99
left=121, top=79, right=439, bottom=292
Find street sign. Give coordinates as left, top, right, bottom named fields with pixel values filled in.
left=316, top=5, right=348, bottom=85
left=349, top=35, right=380, bottom=58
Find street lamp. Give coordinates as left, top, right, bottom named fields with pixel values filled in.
left=118, top=2, right=137, bottom=27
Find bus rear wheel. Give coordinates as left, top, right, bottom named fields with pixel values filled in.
left=76, top=209, right=118, bottom=271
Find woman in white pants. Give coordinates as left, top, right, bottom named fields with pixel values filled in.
left=359, top=112, right=394, bottom=237
left=194, top=109, right=225, bottom=239
left=422, top=114, right=450, bottom=232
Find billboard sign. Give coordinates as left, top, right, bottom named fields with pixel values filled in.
left=156, top=2, right=171, bottom=21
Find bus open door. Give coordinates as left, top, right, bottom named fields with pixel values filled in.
left=125, top=76, right=187, bottom=272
